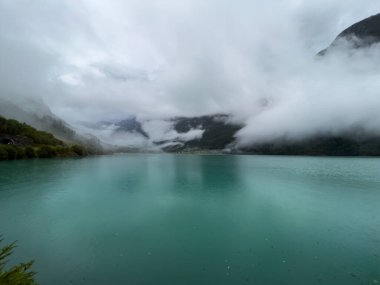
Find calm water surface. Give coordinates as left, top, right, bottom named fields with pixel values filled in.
left=0, top=154, right=379, bottom=285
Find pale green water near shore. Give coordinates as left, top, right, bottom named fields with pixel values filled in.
left=0, top=154, right=379, bottom=285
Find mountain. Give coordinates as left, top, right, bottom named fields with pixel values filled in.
left=241, top=134, right=380, bottom=156
left=158, top=14, right=380, bottom=155
left=160, top=115, right=242, bottom=152
left=241, top=14, right=380, bottom=156
left=0, top=98, right=75, bottom=140
left=114, top=117, right=149, bottom=138
left=0, top=98, right=104, bottom=153
left=84, top=114, right=243, bottom=152
left=318, top=13, right=380, bottom=55
left=0, top=116, right=87, bottom=160
left=5, top=14, right=379, bottom=156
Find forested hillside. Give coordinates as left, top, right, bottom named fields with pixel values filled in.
left=0, top=116, right=87, bottom=160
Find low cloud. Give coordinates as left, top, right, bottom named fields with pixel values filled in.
left=142, top=120, right=204, bottom=143
left=1, top=0, right=380, bottom=147
left=75, top=119, right=205, bottom=148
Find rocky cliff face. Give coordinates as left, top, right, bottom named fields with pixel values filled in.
left=169, top=115, right=242, bottom=151
left=318, top=13, right=380, bottom=55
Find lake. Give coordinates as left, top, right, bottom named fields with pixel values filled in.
left=0, top=154, right=379, bottom=284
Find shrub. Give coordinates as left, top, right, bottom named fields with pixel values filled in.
left=37, top=146, right=57, bottom=158
left=25, top=147, right=37, bottom=159
left=55, top=146, right=72, bottom=157
left=0, top=116, right=63, bottom=146
left=16, top=147, right=26, bottom=159
left=0, top=237, right=38, bottom=284
left=71, top=145, right=87, bottom=156
left=0, top=146, right=8, bottom=160
left=2, top=145, right=16, bottom=160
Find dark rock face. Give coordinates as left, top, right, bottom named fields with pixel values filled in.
left=115, top=117, right=149, bottom=138
left=110, top=114, right=243, bottom=151
left=172, top=115, right=242, bottom=150
left=149, top=115, right=243, bottom=152
left=319, top=13, right=380, bottom=55
left=338, top=14, right=380, bottom=43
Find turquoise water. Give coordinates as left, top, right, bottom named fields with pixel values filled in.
left=0, top=154, right=379, bottom=285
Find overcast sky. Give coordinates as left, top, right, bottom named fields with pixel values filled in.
left=1, top=1, right=380, bottom=145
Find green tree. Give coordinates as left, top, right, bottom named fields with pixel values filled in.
left=71, top=145, right=87, bottom=156
left=0, top=147, right=7, bottom=160
left=15, top=148, right=26, bottom=160
left=24, top=147, right=37, bottom=159
left=2, top=146, right=16, bottom=160
left=37, top=146, right=57, bottom=158
left=0, top=238, right=38, bottom=285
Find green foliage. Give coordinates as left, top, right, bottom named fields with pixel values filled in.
left=0, top=147, right=8, bottom=160
left=0, top=238, right=38, bottom=285
left=36, top=146, right=57, bottom=158
left=1, top=146, right=16, bottom=160
left=24, top=147, right=37, bottom=159
left=15, top=148, right=26, bottom=160
left=0, top=145, right=88, bottom=161
left=71, top=145, right=87, bottom=156
left=0, top=117, right=63, bottom=146
left=0, top=116, right=88, bottom=160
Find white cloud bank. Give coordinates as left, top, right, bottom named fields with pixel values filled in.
left=1, top=0, right=380, bottom=146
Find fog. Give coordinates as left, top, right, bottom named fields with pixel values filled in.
left=0, top=0, right=380, bottom=147
left=75, top=119, right=204, bottom=148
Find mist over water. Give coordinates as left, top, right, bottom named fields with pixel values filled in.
left=1, top=1, right=380, bottom=146
left=0, top=155, right=379, bottom=285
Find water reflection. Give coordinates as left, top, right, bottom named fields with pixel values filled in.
left=170, top=154, right=243, bottom=195
left=0, top=155, right=379, bottom=285
left=0, top=158, right=82, bottom=193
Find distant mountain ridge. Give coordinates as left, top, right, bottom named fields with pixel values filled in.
left=319, top=13, right=380, bottom=55
left=165, top=115, right=242, bottom=151
left=0, top=116, right=88, bottom=160
left=0, top=98, right=104, bottom=152
left=3, top=14, right=380, bottom=156
left=241, top=133, right=380, bottom=156
left=236, top=13, right=380, bottom=156
left=114, top=118, right=149, bottom=138
left=84, top=115, right=243, bottom=152
left=237, top=13, right=380, bottom=155
left=0, top=98, right=75, bottom=140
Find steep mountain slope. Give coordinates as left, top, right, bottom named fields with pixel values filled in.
left=0, top=98, right=76, bottom=140
left=169, top=115, right=242, bottom=151
left=318, top=13, right=380, bottom=55
left=0, top=116, right=87, bottom=160
left=115, top=118, right=149, bottom=138
left=85, top=115, right=243, bottom=152
left=0, top=98, right=104, bottom=152
left=242, top=14, right=380, bottom=156
left=159, top=15, right=380, bottom=154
